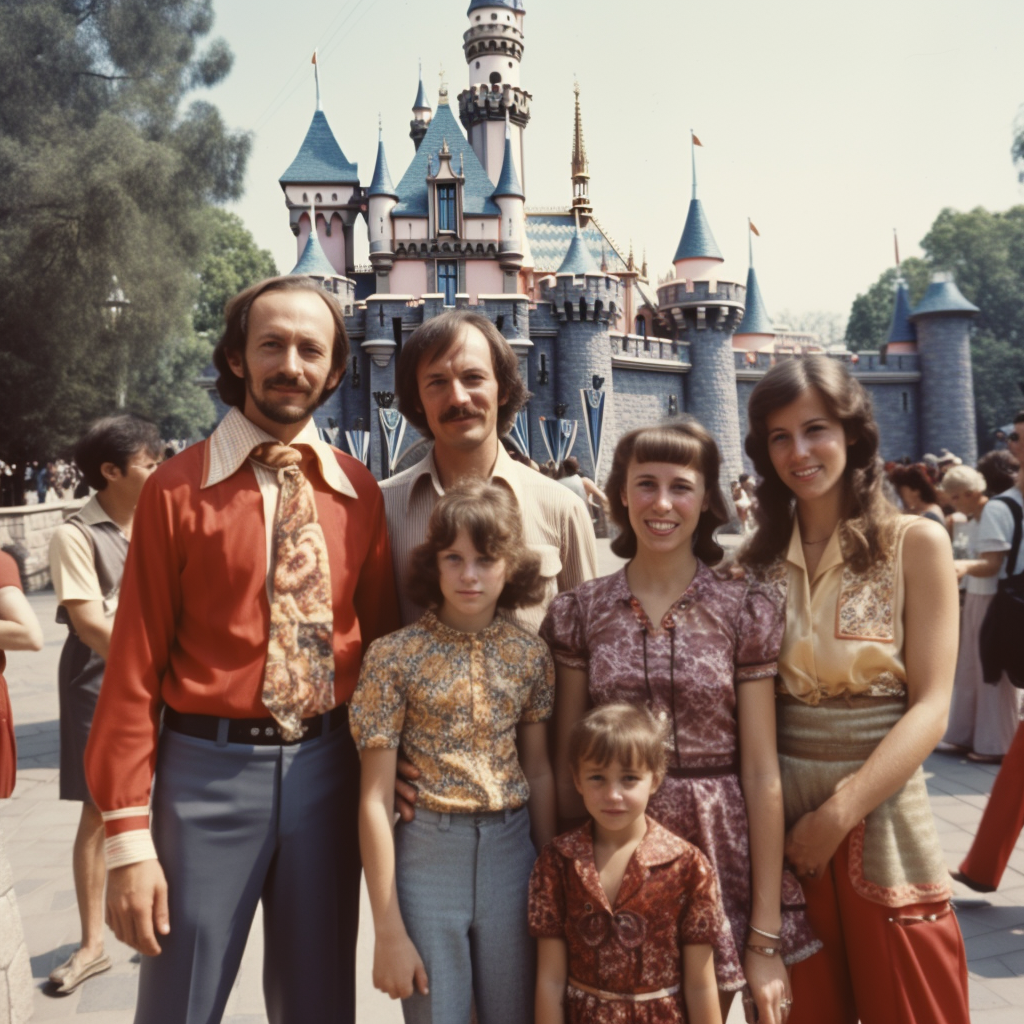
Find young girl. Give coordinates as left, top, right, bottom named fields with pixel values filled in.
left=350, top=480, right=556, bottom=1024
left=740, top=356, right=970, bottom=1023
left=530, top=703, right=724, bottom=1024
left=541, top=420, right=816, bottom=1024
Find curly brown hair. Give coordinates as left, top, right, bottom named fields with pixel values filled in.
left=605, top=419, right=729, bottom=565
left=740, top=356, right=898, bottom=573
left=406, top=479, right=546, bottom=610
left=889, top=463, right=940, bottom=506
left=212, top=276, right=350, bottom=410
left=395, top=309, right=530, bottom=439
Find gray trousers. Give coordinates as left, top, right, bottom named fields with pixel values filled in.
left=395, top=806, right=537, bottom=1024
left=135, top=725, right=361, bottom=1024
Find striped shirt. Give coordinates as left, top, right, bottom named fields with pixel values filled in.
left=381, top=443, right=598, bottom=635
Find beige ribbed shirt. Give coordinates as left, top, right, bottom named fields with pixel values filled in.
left=380, top=443, right=598, bottom=634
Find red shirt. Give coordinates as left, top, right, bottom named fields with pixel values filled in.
left=85, top=438, right=399, bottom=842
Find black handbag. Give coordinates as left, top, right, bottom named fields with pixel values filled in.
left=980, top=495, right=1024, bottom=689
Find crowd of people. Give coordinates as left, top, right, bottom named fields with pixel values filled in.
left=0, top=274, right=1021, bottom=1024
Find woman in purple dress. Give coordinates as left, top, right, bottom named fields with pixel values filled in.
left=541, top=420, right=818, bottom=1024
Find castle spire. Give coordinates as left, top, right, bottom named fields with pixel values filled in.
left=368, top=117, right=398, bottom=199
left=493, top=110, right=524, bottom=199
left=672, top=130, right=722, bottom=274
left=291, top=202, right=336, bottom=278
left=571, top=80, right=593, bottom=222
left=312, top=50, right=320, bottom=111
left=410, top=61, right=433, bottom=151
left=557, top=214, right=599, bottom=275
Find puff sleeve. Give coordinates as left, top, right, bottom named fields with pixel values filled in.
left=539, top=590, right=588, bottom=671
left=734, top=580, right=784, bottom=683
left=348, top=634, right=408, bottom=749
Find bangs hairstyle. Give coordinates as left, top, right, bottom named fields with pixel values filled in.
left=406, top=479, right=546, bottom=610
left=568, top=704, right=668, bottom=781
left=395, top=309, right=530, bottom=439
left=605, top=419, right=729, bottom=564
left=74, top=414, right=162, bottom=491
left=740, top=355, right=897, bottom=573
left=212, top=276, right=350, bottom=411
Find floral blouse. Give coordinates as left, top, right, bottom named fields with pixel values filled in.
left=349, top=610, right=554, bottom=813
left=529, top=817, right=727, bottom=1023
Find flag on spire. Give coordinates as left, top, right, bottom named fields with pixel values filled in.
left=894, top=228, right=901, bottom=268
left=311, top=50, right=317, bottom=65
left=312, top=50, right=321, bottom=110
left=691, top=132, right=703, bottom=147
left=749, top=220, right=760, bottom=236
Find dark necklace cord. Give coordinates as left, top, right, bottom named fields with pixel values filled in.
left=641, top=626, right=681, bottom=767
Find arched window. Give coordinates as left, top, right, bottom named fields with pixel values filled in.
left=315, top=193, right=322, bottom=203
left=489, top=71, right=502, bottom=85
left=302, top=192, right=308, bottom=202
left=635, top=317, right=646, bottom=338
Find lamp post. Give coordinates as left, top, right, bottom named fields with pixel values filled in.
left=102, top=276, right=130, bottom=407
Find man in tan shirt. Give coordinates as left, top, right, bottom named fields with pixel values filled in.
left=381, top=309, right=597, bottom=635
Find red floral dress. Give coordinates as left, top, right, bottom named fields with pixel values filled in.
left=529, top=817, right=726, bottom=1023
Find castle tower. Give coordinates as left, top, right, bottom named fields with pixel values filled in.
left=672, top=133, right=724, bottom=282
left=909, top=272, right=979, bottom=465
left=732, top=223, right=774, bottom=352
left=570, top=82, right=592, bottom=225
left=538, top=220, right=620, bottom=481
left=279, top=60, right=361, bottom=276
left=410, top=64, right=432, bottom=151
left=458, top=1, right=531, bottom=189
left=367, top=123, right=399, bottom=293
left=885, top=279, right=917, bottom=357
left=290, top=205, right=356, bottom=312
left=492, top=113, right=526, bottom=291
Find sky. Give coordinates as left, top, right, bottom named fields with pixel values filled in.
left=205, top=0, right=1024, bottom=327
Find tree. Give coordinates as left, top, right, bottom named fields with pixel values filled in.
left=844, top=208, right=1024, bottom=447
left=774, top=309, right=846, bottom=348
left=0, top=1, right=250, bottom=464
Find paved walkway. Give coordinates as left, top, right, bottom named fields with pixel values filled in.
left=3, top=550, right=1023, bottom=1021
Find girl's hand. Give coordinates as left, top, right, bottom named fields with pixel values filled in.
left=784, top=802, right=848, bottom=880
left=743, top=948, right=791, bottom=1024
left=372, top=932, right=429, bottom=1000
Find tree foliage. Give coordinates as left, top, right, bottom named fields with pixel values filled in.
left=844, top=208, right=1024, bottom=448
left=0, top=0, right=251, bottom=461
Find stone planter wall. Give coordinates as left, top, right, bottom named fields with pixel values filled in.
left=0, top=499, right=87, bottom=591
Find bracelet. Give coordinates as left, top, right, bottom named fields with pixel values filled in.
left=745, top=942, right=781, bottom=958
left=748, top=924, right=782, bottom=942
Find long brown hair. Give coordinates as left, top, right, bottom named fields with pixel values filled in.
left=605, top=418, right=729, bottom=565
left=740, top=356, right=897, bottom=572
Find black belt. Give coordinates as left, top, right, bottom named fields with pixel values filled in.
left=163, top=705, right=348, bottom=746
left=665, top=760, right=738, bottom=779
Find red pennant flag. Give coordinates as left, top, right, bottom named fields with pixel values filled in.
left=750, top=221, right=760, bottom=237
left=692, top=132, right=703, bottom=147
left=311, top=51, right=318, bottom=65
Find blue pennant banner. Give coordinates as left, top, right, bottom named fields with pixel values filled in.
left=344, top=429, right=371, bottom=467
left=580, top=388, right=606, bottom=476
left=378, top=408, right=407, bottom=478
left=538, top=416, right=579, bottom=466
left=508, top=408, right=531, bottom=456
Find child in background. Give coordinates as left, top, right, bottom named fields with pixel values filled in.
left=351, top=480, right=556, bottom=1024
left=530, top=704, right=725, bottom=1024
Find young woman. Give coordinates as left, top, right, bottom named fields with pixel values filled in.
left=541, top=420, right=817, bottom=1024
left=889, top=463, right=946, bottom=526
left=740, top=356, right=970, bottom=1024
left=351, top=480, right=556, bottom=1024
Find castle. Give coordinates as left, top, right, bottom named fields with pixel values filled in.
left=265, top=0, right=981, bottom=482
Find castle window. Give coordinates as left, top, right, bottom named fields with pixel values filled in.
left=902, top=391, right=909, bottom=412
left=438, top=261, right=458, bottom=306
left=476, top=61, right=480, bottom=69
left=332, top=193, right=338, bottom=201
left=315, top=193, right=322, bottom=203
left=302, top=192, right=308, bottom=202
left=437, top=184, right=457, bottom=232
left=489, top=71, right=502, bottom=85
left=635, top=317, right=646, bottom=338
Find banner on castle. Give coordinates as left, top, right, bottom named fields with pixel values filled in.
left=539, top=415, right=578, bottom=466
left=378, top=408, right=407, bottom=478
left=580, top=388, right=606, bottom=477
left=508, top=408, right=531, bottom=457
left=344, top=428, right=371, bottom=467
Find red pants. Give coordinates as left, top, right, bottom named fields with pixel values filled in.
left=959, top=719, right=1024, bottom=889
left=788, top=835, right=969, bottom=1024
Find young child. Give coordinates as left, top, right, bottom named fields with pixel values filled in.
left=351, top=479, right=556, bottom=1024
left=530, top=703, right=725, bottom=1024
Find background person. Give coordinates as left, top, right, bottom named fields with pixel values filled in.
left=47, top=414, right=162, bottom=993
left=889, top=463, right=946, bottom=525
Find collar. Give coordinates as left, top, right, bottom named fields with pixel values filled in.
left=419, top=608, right=508, bottom=643
left=786, top=517, right=845, bottom=582
left=406, top=441, right=526, bottom=511
left=612, top=561, right=715, bottom=631
left=73, top=494, right=118, bottom=529
left=201, top=407, right=357, bottom=498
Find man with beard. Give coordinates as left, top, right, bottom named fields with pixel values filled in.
left=85, top=276, right=397, bottom=1024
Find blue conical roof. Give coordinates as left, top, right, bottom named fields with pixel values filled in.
left=557, top=223, right=599, bottom=275
left=672, top=199, right=723, bottom=263
left=280, top=110, right=359, bottom=185
left=291, top=227, right=337, bottom=277
left=468, top=0, right=521, bottom=13
left=413, top=76, right=430, bottom=111
left=909, top=275, right=980, bottom=319
left=492, top=134, right=523, bottom=199
left=887, top=280, right=916, bottom=343
left=368, top=137, right=398, bottom=198
left=735, top=266, right=773, bottom=335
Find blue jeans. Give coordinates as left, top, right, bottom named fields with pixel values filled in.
left=395, top=805, right=537, bottom=1024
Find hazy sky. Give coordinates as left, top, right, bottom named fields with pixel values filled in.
left=206, top=0, right=1024, bottom=325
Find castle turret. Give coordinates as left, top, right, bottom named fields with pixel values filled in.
left=410, top=64, right=432, bottom=151
left=291, top=205, right=357, bottom=313
left=570, top=81, right=592, bottom=225
left=885, top=279, right=917, bottom=356
left=909, top=272, right=979, bottom=465
left=279, top=61, right=361, bottom=276
left=367, top=124, right=399, bottom=293
left=492, top=113, right=525, bottom=290
left=732, top=223, right=774, bottom=352
left=672, top=133, right=724, bottom=282
left=458, top=1, right=530, bottom=188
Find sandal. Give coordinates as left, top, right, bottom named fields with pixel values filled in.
left=49, top=950, right=112, bottom=994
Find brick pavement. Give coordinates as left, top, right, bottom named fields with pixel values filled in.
left=2, top=539, right=1023, bottom=1021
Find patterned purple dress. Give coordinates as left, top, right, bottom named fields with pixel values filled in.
left=540, top=563, right=820, bottom=991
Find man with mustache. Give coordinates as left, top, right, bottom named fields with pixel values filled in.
left=382, top=308, right=597, bottom=635
left=84, top=276, right=398, bottom=1024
